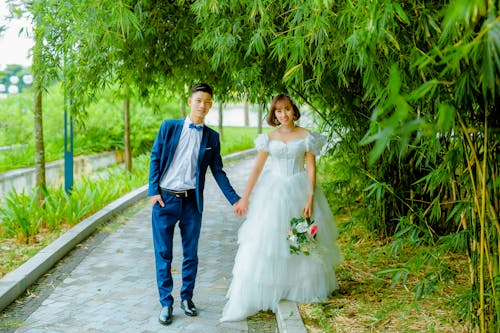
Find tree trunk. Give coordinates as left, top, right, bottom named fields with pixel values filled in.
left=34, top=88, right=46, bottom=202
left=218, top=102, right=224, bottom=140
left=181, top=98, right=186, bottom=117
left=258, top=103, right=264, bottom=134
left=244, top=100, right=249, bottom=127
left=33, top=24, right=46, bottom=203
left=124, top=97, right=132, bottom=172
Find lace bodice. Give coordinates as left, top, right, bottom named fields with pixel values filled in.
left=254, top=132, right=326, bottom=177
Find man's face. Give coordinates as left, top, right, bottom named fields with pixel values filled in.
left=188, top=91, right=213, bottom=120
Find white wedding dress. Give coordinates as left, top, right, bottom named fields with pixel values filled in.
left=220, top=132, right=342, bottom=322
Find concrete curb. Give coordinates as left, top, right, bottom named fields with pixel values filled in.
left=0, top=184, right=148, bottom=312
left=0, top=148, right=308, bottom=333
left=277, top=300, right=308, bottom=333
left=222, top=148, right=257, bottom=163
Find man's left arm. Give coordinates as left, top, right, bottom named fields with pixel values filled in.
left=209, top=138, right=241, bottom=205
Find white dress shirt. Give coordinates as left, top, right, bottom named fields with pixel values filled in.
left=160, top=118, right=203, bottom=191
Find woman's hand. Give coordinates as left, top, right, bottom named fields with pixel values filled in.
left=302, top=195, right=314, bottom=217
left=234, top=198, right=249, bottom=217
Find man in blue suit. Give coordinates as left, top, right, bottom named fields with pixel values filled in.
left=148, top=83, right=242, bottom=325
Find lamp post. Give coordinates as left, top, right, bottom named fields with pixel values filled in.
left=63, top=67, right=73, bottom=194
left=64, top=96, right=73, bottom=194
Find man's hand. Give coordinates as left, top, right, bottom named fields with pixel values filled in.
left=233, top=198, right=249, bottom=217
left=150, top=194, right=165, bottom=207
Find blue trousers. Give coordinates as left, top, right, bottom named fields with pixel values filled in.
left=151, top=193, right=202, bottom=307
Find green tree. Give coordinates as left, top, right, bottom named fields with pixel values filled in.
left=191, top=0, right=499, bottom=330
left=54, top=0, right=219, bottom=171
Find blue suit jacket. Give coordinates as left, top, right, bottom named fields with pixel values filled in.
left=148, top=119, right=240, bottom=213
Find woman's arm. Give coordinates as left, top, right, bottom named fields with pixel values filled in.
left=234, top=150, right=269, bottom=216
left=303, top=151, right=316, bottom=217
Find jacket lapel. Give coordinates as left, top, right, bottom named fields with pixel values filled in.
left=165, top=120, right=184, bottom=170
left=197, top=128, right=209, bottom=170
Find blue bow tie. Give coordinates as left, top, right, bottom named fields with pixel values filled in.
left=189, top=123, right=203, bottom=131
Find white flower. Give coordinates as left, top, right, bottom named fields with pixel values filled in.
left=295, top=221, right=309, bottom=233
left=287, top=216, right=319, bottom=256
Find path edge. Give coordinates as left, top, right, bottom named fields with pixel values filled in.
left=0, top=184, right=148, bottom=312
left=277, top=300, right=308, bottom=333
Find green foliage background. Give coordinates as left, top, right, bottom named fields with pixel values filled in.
left=0, top=85, right=176, bottom=171
left=2, top=0, right=499, bottom=330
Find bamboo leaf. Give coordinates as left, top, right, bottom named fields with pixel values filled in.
left=388, top=64, right=401, bottom=97
left=283, top=63, right=303, bottom=80
left=436, top=102, right=456, bottom=132
left=393, top=2, right=410, bottom=25
left=407, top=79, right=440, bottom=102
left=368, top=127, right=393, bottom=165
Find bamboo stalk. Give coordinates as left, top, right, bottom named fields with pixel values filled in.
left=457, top=113, right=487, bottom=331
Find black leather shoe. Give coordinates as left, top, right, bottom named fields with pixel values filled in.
left=181, top=299, right=197, bottom=316
left=159, top=306, right=173, bottom=325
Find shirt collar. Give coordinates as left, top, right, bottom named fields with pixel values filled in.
left=184, top=117, right=204, bottom=129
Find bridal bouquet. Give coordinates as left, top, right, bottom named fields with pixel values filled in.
left=287, top=216, right=318, bottom=256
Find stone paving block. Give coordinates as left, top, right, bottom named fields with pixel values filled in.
left=217, top=319, right=248, bottom=332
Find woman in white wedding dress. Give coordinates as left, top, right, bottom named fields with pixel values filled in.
left=221, top=94, right=342, bottom=322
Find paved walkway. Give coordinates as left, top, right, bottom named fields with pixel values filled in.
left=4, top=156, right=279, bottom=333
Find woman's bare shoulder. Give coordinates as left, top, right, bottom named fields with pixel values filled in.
left=267, top=129, right=280, bottom=140
left=296, top=126, right=310, bottom=137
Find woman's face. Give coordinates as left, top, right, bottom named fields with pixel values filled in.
left=274, top=99, right=294, bottom=126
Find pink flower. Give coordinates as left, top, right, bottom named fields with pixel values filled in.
left=308, top=224, right=318, bottom=237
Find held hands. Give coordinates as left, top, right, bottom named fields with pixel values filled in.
left=233, top=198, right=249, bottom=217
left=152, top=194, right=248, bottom=215
left=150, top=194, right=165, bottom=207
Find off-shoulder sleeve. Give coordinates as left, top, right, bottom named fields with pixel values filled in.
left=254, top=133, right=270, bottom=152
left=305, top=132, right=326, bottom=156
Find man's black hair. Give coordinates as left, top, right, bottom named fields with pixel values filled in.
left=191, top=83, right=213, bottom=96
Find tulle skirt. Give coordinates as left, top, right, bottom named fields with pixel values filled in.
left=220, top=170, right=342, bottom=322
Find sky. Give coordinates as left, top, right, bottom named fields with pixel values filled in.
left=0, top=0, right=33, bottom=70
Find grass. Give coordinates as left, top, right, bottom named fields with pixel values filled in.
left=0, top=229, right=66, bottom=278
left=220, top=126, right=266, bottom=156
left=299, top=216, right=470, bottom=332
left=299, top=151, right=472, bottom=332
left=248, top=310, right=278, bottom=332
